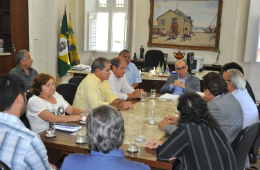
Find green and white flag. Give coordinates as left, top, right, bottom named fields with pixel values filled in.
left=58, top=11, right=71, bottom=77
left=156, top=62, right=161, bottom=75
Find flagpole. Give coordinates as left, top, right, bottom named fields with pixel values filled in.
left=69, top=13, right=71, bottom=21
left=64, top=5, right=66, bottom=14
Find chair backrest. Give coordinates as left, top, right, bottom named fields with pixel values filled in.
left=231, top=123, right=259, bottom=170
left=144, top=50, right=165, bottom=68
left=248, top=122, right=260, bottom=163
left=20, top=92, right=34, bottom=130
left=56, top=83, right=77, bottom=106
left=258, top=104, right=260, bottom=119
left=0, top=161, right=11, bottom=170
left=68, top=76, right=83, bottom=88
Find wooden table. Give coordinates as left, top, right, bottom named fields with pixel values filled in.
left=40, top=96, right=180, bottom=170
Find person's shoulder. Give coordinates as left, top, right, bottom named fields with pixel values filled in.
left=120, top=158, right=150, bottom=170
left=188, top=73, right=200, bottom=80
left=129, top=62, right=138, bottom=69
left=9, top=65, right=18, bottom=74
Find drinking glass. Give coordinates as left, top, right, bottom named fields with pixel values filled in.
left=79, top=110, right=89, bottom=124
left=135, top=126, right=146, bottom=143
left=147, top=126, right=155, bottom=140
left=127, top=134, right=138, bottom=152
left=76, top=127, right=86, bottom=144
left=148, top=110, right=157, bottom=125
left=150, top=89, right=156, bottom=99
left=46, top=122, right=55, bottom=137
left=140, top=91, right=147, bottom=102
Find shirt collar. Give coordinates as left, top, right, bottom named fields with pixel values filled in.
left=110, top=71, right=121, bottom=81
left=178, top=74, right=187, bottom=80
left=91, top=73, right=102, bottom=85
left=91, top=149, right=125, bottom=158
left=0, top=112, right=25, bottom=128
left=16, top=65, right=32, bottom=72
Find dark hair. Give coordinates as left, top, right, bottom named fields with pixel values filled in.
left=0, top=74, right=26, bottom=111
left=15, top=50, right=29, bottom=65
left=86, top=105, right=125, bottom=154
left=111, top=57, right=126, bottom=69
left=177, top=92, right=219, bottom=129
left=119, top=49, right=131, bottom=57
left=91, top=57, right=110, bottom=73
left=32, top=73, right=55, bottom=96
left=221, top=62, right=244, bottom=75
left=202, top=72, right=228, bottom=96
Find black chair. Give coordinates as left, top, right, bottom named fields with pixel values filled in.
left=248, top=122, right=260, bottom=165
left=68, top=76, right=83, bottom=88
left=143, top=50, right=165, bottom=71
left=20, top=92, right=33, bottom=130
left=56, top=83, right=77, bottom=106
left=231, top=123, right=259, bottom=170
left=0, top=161, right=11, bottom=170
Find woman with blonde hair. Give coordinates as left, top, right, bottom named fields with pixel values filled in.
left=27, top=73, right=82, bottom=133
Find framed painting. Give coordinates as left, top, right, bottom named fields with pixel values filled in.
left=147, top=0, right=223, bottom=51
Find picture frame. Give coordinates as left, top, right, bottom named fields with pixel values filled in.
left=147, top=0, right=223, bottom=51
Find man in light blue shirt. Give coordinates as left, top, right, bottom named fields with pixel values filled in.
left=119, top=49, right=142, bottom=88
left=0, top=74, right=56, bottom=170
left=223, top=69, right=259, bottom=129
left=160, top=59, right=200, bottom=94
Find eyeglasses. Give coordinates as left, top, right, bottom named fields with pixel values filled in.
left=176, top=66, right=186, bottom=71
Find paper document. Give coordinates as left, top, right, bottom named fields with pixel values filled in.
left=159, top=93, right=179, bottom=100
left=54, top=123, right=82, bottom=132
left=72, top=64, right=91, bottom=72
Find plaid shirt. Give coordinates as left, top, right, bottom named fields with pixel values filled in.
left=0, top=112, right=51, bottom=170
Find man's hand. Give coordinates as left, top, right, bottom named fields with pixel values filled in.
left=50, top=164, right=57, bottom=169
left=145, top=139, right=164, bottom=149
left=132, top=89, right=142, bottom=98
left=116, top=101, right=134, bottom=110
left=158, top=119, right=170, bottom=130
left=172, top=80, right=185, bottom=88
left=164, top=115, right=179, bottom=124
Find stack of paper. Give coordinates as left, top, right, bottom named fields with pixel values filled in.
left=72, top=64, right=91, bottom=72
left=54, top=123, right=82, bottom=132
left=159, top=93, right=179, bottom=100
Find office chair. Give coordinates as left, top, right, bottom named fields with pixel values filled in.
left=143, top=50, right=165, bottom=72
left=231, top=123, right=259, bottom=170
left=20, top=92, right=33, bottom=130
left=248, top=122, right=260, bottom=165
left=68, top=76, right=83, bottom=88
left=56, top=83, right=77, bottom=106
left=0, top=161, right=11, bottom=170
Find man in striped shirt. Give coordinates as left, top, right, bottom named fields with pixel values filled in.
left=0, top=74, right=56, bottom=170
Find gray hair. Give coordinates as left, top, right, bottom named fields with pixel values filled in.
left=86, top=105, right=125, bottom=154
left=111, top=57, right=126, bottom=69
left=119, top=49, right=131, bottom=57
left=175, top=59, right=187, bottom=68
left=15, top=50, right=29, bottom=65
left=91, top=57, right=110, bottom=73
left=226, top=69, right=246, bottom=90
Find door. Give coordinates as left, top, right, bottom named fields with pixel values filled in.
left=28, top=0, right=47, bottom=73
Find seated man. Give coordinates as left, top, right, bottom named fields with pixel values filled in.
left=61, top=105, right=150, bottom=170
left=0, top=74, right=56, bottom=170
left=221, top=62, right=255, bottom=103
left=159, top=72, right=243, bottom=144
left=73, top=57, right=134, bottom=111
left=160, top=59, right=200, bottom=94
left=223, top=69, right=259, bottom=128
left=9, top=50, right=38, bottom=92
left=119, top=49, right=142, bottom=88
left=109, top=57, right=142, bottom=100
left=183, top=27, right=190, bottom=37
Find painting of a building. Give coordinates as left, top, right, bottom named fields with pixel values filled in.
left=156, top=9, right=193, bottom=35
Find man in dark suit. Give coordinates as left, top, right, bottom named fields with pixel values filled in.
left=160, top=72, right=243, bottom=144
left=160, top=59, right=200, bottom=94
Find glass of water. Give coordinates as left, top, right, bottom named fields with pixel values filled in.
left=127, top=134, right=138, bottom=152
left=79, top=110, right=88, bottom=125
left=150, top=89, right=156, bottom=99
left=135, top=126, right=146, bottom=143
left=76, top=127, right=86, bottom=144
left=140, top=91, right=147, bottom=102
left=148, top=110, right=157, bottom=125
left=46, top=122, right=55, bottom=137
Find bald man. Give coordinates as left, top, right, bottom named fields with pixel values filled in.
left=160, top=59, right=200, bottom=94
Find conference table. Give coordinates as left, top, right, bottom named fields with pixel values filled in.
left=39, top=95, right=180, bottom=170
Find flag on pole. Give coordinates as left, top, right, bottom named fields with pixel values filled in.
left=156, top=62, right=161, bottom=75
left=165, top=63, right=170, bottom=76
left=58, top=9, right=71, bottom=77
left=69, top=15, right=80, bottom=66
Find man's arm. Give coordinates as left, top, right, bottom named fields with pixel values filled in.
left=184, top=77, right=200, bottom=92
left=160, top=75, right=176, bottom=94
left=110, top=98, right=134, bottom=110
left=132, top=83, right=139, bottom=89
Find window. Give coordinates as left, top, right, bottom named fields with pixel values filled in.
left=85, top=0, right=129, bottom=53
left=161, top=19, right=165, bottom=26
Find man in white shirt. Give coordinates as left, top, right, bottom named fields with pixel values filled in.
left=109, top=57, right=142, bottom=100
left=223, top=69, right=259, bottom=129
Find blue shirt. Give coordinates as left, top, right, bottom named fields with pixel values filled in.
left=125, top=62, right=142, bottom=86
left=170, top=75, right=187, bottom=95
left=0, top=112, right=51, bottom=170
left=231, top=89, right=259, bottom=129
left=61, top=149, right=150, bottom=170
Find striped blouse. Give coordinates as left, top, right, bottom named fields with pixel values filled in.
left=157, top=122, right=237, bottom=170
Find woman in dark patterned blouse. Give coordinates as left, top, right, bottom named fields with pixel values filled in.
left=145, top=92, right=237, bottom=170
